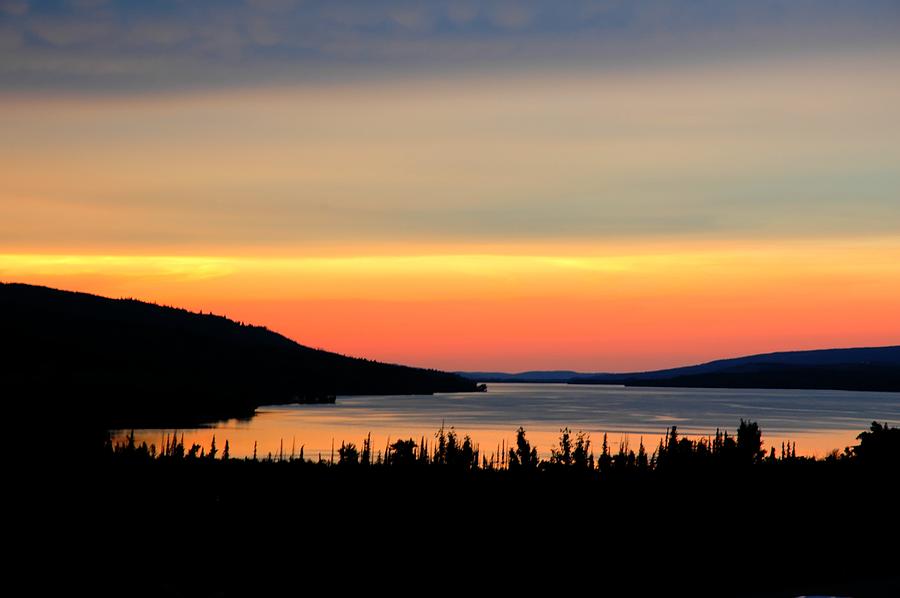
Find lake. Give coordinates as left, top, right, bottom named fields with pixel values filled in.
left=113, top=383, right=900, bottom=461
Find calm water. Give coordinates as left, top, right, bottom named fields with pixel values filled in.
left=115, top=383, right=900, bottom=460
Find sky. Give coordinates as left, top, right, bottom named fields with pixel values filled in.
left=2, top=1, right=899, bottom=372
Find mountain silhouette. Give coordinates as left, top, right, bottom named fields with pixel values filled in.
left=1, top=282, right=480, bottom=428
left=455, top=370, right=594, bottom=383
left=461, top=346, right=900, bottom=391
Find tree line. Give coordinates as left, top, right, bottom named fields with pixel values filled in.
left=105, top=419, right=900, bottom=476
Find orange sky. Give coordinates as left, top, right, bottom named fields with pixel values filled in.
left=3, top=237, right=899, bottom=371
left=2, top=26, right=898, bottom=372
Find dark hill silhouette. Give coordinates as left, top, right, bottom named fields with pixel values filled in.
left=455, top=370, right=597, bottom=383
left=460, top=346, right=900, bottom=391
left=1, top=282, right=480, bottom=428
left=573, top=346, right=900, bottom=391
left=611, top=361, right=900, bottom=391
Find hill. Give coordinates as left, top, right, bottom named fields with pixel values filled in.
left=460, top=346, right=900, bottom=391
left=0, top=282, right=480, bottom=428
left=572, top=346, right=900, bottom=391
left=455, top=370, right=596, bottom=383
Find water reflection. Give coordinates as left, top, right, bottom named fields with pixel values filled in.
left=113, top=383, right=900, bottom=460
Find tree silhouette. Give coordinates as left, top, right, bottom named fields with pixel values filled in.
left=572, top=431, right=592, bottom=471
left=854, top=421, right=900, bottom=465
left=338, top=442, right=359, bottom=466
left=389, top=439, right=417, bottom=467
left=550, top=428, right=573, bottom=467
left=507, top=427, right=538, bottom=471
left=736, top=419, right=764, bottom=465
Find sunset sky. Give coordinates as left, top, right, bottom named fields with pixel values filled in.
left=2, top=1, right=899, bottom=371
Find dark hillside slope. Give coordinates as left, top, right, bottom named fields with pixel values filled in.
left=0, top=283, right=479, bottom=427
left=573, top=346, right=900, bottom=392
left=621, top=361, right=900, bottom=392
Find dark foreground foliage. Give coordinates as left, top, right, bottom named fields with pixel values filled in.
left=49, top=420, right=900, bottom=596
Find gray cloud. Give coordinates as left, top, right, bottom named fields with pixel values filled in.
left=67, top=0, right=110, bottom=9
left=0, top=0, right=28, bottom=16
left=487, top=2, right=534, bottom=30
left=126, top=19, right=193, bottom=48
left=245, top=0, right=302, bottom=14
left=28, top=15, right=113, bottom=46
left=446, top=2, right=479, bottom=25
left=387, top=4, right=436, bottom=32
left=0, top=24, right=22, bottom=49
left=0, top=1, right=897, bottom=93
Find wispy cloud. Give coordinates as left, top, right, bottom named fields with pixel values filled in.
left=0, top=0, right=28, bottom=16
left=1, top=1, right=897, bottom=92
left=2, top=55, right=898, bottom=250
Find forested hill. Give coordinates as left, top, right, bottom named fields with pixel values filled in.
left=460, top=346, right=900, bottom=392
left=1, top=282, right=480, bottom=428
left=572, top=346, right=900, bottom=392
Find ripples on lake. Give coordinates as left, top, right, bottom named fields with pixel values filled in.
left=113, top=383, right=900, bottom=460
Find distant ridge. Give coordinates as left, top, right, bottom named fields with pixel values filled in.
left=460, top=346, right=900, bottom=392
left=454, top=370, right=596, bottom=383
left=1, top=282, right=480, bottom=428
